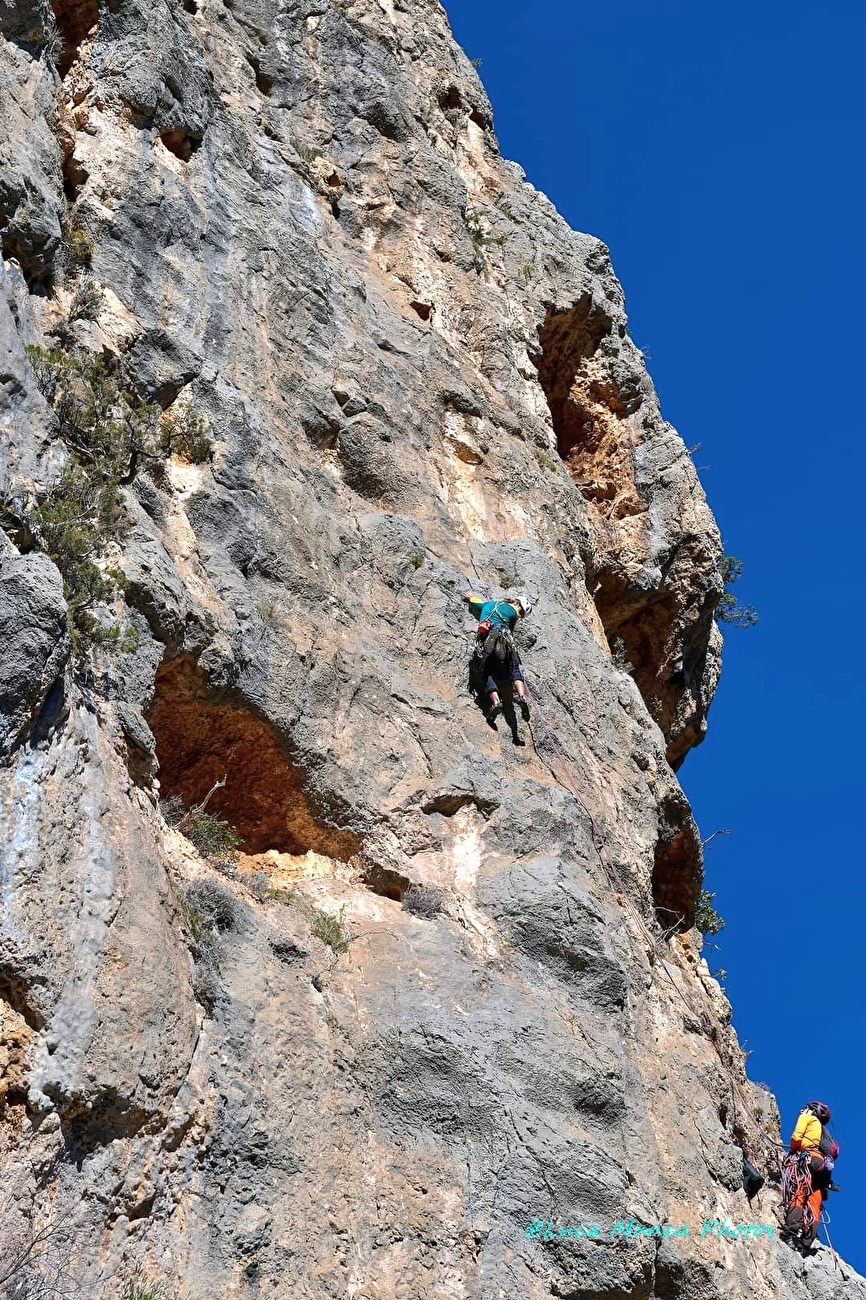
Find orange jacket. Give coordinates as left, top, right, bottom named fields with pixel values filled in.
left=790, top=1109, right=823, bottom=1152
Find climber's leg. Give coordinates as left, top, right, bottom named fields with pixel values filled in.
left=511, top=657, right=530, bottom=721
left=485, top=675, right=502, bottom=724
left=785, top=1205, right=804, bottom=1234
left=802, top=1187, right=824, bottom=1248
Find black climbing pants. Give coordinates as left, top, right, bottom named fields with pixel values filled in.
left=484, top=648, right=524, bottom=696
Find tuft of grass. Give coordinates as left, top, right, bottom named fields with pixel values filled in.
left=258, top=597, right=282, bottom=628
left=247, top=870, right=295, bottom=904
left=311, top=908, right=350, bottom=955
left=610, top=636, right=634, bottom=675
left=291, top=134, right=323, bottom=165
left=263, top=886, right=296, bottom=904
left=122, top=1276, right=172, bottom=1300
left=409, top=553, right=425, bottom=569
left=67, top=278, right=104, bottom=324
left=402, top=884, right=446, bottom=919
left=534, top=450, right=558, bottom=472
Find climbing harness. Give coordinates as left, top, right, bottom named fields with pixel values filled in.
left=471, top=615, right=517, bottom=691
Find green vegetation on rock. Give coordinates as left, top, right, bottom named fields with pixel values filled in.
left=4, top=347, right=211, bottom=652
left=718, top=555, right=759, bottom=628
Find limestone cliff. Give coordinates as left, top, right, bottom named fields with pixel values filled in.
left=0, top=1, right=859, bottom=1297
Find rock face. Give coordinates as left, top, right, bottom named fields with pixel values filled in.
left=0, top=2, right=859, bottom=1298
left=0, top=549, right=69, bottom=755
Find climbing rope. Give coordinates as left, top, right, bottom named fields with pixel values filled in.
left=780, top=1152, right=816, bottom=1228
left=524, top=685, right=696, bottom=994
left=523, top=684, right=839, bottom=1261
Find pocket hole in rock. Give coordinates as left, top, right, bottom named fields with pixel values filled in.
left=534, top=300, right=634, bottom=516
left=247, top=53, right=274, bottom=96
left=51, top=0, right=99, bottom=78
left=145, top=657, right=360, bottom=860
left=159, top=130, right=202, bottom=162
left=651, top=795, right=702, bottom=932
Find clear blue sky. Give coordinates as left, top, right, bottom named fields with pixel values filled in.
left=445, top=0, right=865, bottom=1267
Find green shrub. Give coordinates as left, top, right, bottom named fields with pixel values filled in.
left=61, top=215, right=94, bottom=274
left=25, top=347, right=211, bottom=475
left=67, top=278, right=103, bottom=323
left=183, top=809, right=242, bottom=865
left=409, top=553, right=425, bottom=568
left=181, top=877, right=244, bottom=1014
left=464, top=207, right=506, bottom=251
left=12, top=347, right=211, bottom=652
left=695, top=888, right=725, bottom=937
left=534, top=450, right=558, bottom=472
left=718, top=555, right=759, bottom=628
left=163, top=797, right=242, bottom=868
left=311, top=908, right=350, bottom=955
left=29, top=459, right=124, bottom=652
left=159, top=404, right=212, bottom=464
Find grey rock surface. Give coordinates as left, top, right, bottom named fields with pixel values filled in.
left=0, top=1, right=859, bottom=1298
left=0, top=549, right=69, bottom=755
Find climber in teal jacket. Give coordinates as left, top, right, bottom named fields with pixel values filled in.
left=464, top=592, right=533, bottom=725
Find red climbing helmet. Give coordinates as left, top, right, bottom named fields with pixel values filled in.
left=808, top=1100, right=832, bottom=1124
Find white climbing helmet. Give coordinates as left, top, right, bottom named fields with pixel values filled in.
left=514, top=593, right=533, bottom=617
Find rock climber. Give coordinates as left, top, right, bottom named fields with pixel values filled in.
left=781, top=1101, right=839, bottom=1254
left=463, top=591, right=533, bottom=725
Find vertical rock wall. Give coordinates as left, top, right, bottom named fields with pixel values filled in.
left=0, top=1, right=859, bottom=1296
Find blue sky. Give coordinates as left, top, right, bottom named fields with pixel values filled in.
left=445, top=0, right=865, bottom=1267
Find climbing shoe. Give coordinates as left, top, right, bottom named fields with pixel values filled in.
left=486, top=702, right=502, bottom=726
left=780, top=1231, right=810, bottom=1257
left=518, top=697, right=530, bottom=722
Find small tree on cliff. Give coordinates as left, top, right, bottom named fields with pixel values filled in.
left=695, top=888, right=726, bottom=937
left=717, top=555, right=759, bottom=628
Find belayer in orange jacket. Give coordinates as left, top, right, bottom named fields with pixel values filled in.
left=781, top=1101, right=839, bottom=1253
